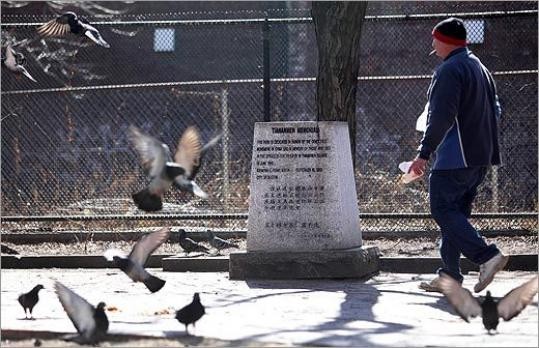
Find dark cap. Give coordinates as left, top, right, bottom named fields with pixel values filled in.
left=432, top=17, right=467, bottom=46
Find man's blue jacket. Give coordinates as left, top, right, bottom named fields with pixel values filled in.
left=418, top=47, right=502, bottom=169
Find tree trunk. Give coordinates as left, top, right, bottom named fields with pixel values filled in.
left=312, top=1, right=367, bottom=167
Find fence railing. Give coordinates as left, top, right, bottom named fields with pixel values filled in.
left=1, top=3, right=537, bottom=232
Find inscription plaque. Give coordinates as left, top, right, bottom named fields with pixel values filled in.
left=247, top=121, right=362, bottom=252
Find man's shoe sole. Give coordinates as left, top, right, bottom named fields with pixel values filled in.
left=419, top=282, right=443, bottom=293
left=473, top=255, right=509, bottom=293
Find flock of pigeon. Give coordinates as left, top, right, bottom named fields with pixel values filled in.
left=2, top=11, right=110, bottom=82
left=17, top=226, right=239, bottom=344
left=5, top=9, right=539, bottom=344
left=5, top=10, right=235, bottom=344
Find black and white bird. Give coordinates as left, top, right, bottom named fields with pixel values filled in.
left=37, top=11, right=110, bottom=48
left=205, top=230, right=239, bottom=252
left=2, top=44, right=37, bottom=82
left=104, top=227, right=170, bottom=293
left=18, top=284, right=44, bottom=319
left=128, top=125, right=221, bottom=212
left=179, top=229, right=210, bottom=254
left=175, top=292, right=206, bottom=334
left=438, top=274, right=538, bottom=334
left=54, top=281, right=109, bottom=344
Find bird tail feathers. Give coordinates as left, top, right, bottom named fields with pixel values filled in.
left=144, top=275, right=166, bottom=293
left=132, top=188, right=163, bottom=212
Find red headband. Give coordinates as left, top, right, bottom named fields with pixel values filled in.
left=432, top=29, right=467, bottom=46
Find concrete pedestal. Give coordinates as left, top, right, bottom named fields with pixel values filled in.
left=229, top=246, right=379, bottom=280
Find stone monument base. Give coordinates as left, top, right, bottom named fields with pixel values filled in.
left=229, top=246, right=380, bottom=280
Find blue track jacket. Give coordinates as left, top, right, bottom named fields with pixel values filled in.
left=418, top=47, right=502, bottom=169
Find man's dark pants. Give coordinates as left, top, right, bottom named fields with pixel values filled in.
left=429, top=167, right=499, bottom=282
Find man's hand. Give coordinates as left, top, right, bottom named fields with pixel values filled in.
left=408, top=156, right=427, bottom=176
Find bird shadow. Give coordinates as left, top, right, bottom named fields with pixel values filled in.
left=161, top=330, right=205, bottom=344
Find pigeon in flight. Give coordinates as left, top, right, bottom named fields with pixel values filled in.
left=37, top=11, right=110, bottom=48
left=205, top=230, right=239, bottom=252
left=104, top=227, right=170, bottom=293
left=438, top=274, right=538, bottom=334
left=129, top=125, right=220, bottom=212
left=54, top=281, right=109, bottom=344
left=178, top=229, right=210, bottom=254
left=172, top=128, right=222, bottom=198
left=18, top=284, right=44, bottom=319
left=175, top=292, right=206, bottom=334
left=2, top=44, right=37, bottom=82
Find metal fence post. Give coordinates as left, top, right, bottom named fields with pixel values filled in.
left=221, top=88, right=230, bottom=212
left=263, top=15, right=271, bottom=122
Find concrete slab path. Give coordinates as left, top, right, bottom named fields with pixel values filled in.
left=1, top=269, right=537, bottom=347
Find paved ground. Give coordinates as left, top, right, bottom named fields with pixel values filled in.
left=1, top=269, right=537, bottom=347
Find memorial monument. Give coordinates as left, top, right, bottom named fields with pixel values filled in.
left=229, top=120, right=379, bottom=279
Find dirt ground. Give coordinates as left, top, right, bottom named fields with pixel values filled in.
left=1, top=235, right=536, bottom=257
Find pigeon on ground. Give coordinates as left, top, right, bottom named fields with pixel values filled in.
left=205, top=230, right=239, bottom=252
left=104, top=227, right=170, bottom=293
left=128, top=125, right=220, bottom=212
left=2, top=244, right=19, bottom=255
left=179, top=229, right=210, bottom=254
left=175, top=292, right=206, bottom=334
left=2, top=44, right=37, bottom=82
left=37, top=11, right=110, bottom=48
left=54, top=281, right=109, bottom=344
left=438, top=274, right=538, bottom=334
left=18, top=284, right=44, bottom=319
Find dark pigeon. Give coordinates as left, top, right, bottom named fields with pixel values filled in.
left=175, top=292, right=206, bottom=334
left=18, top=284, right=44, bottom=319
left=54, top=281, right=109, bottom=344
left=2, top=44, right=37, bottom=82
left=438, top=274, right=538, bottom=334
left=179, top=229, right=210, bottom=254
left=205, top=230, right=239, bottom=252
left=2, top=243, right=19, bottom=255
left=37, top=11, right=110, bottom=48
left=104, top=227, right=170, bottom=293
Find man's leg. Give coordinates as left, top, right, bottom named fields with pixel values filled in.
left=429, top=168, right=498, bottom=264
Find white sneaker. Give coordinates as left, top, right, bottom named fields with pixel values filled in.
left=474, top=252, right=509, bottom=293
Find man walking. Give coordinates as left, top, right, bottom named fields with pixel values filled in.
left=408, top=17, right=508, bottom=293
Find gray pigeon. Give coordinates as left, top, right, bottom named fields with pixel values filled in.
left=2, top=44, right=37, bottom=82
left=438, top=274, right=538, bottom=334
left=175, top=292, right=205, bottom=334
left=18, top=284, right=44, bottom=319
left=129, top=126, right=200, bottom=211
left=205, top=230, right=239, bottom=252
left=37, top=12, right=110, bottom=48
left=172, top=128, right=222, bottom=197
left=104, top=227, right=170, bottom=293
left=54, top=281, right=109, bottom=344
left=179, top=229, right=210, bottom=254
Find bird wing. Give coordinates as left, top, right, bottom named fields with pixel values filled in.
left=438, top=274, right=482, bottom=322
left=497, top=275, right=538, bottom=321
left=128, top=227, right=170, bottom=266
left=4, top=44, right=17, bottom=69
left=188, top=132, right=222, bottom=180
left=54, top=281, right=96, bottom=336
left=128, top=125, right=168, bottom=178
left=174, top=126, right=202, bottom=178
left=37, top=16, right=71, bottom=37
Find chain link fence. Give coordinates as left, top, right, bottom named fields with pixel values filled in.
left=1, top=2, right=537, bottom=233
